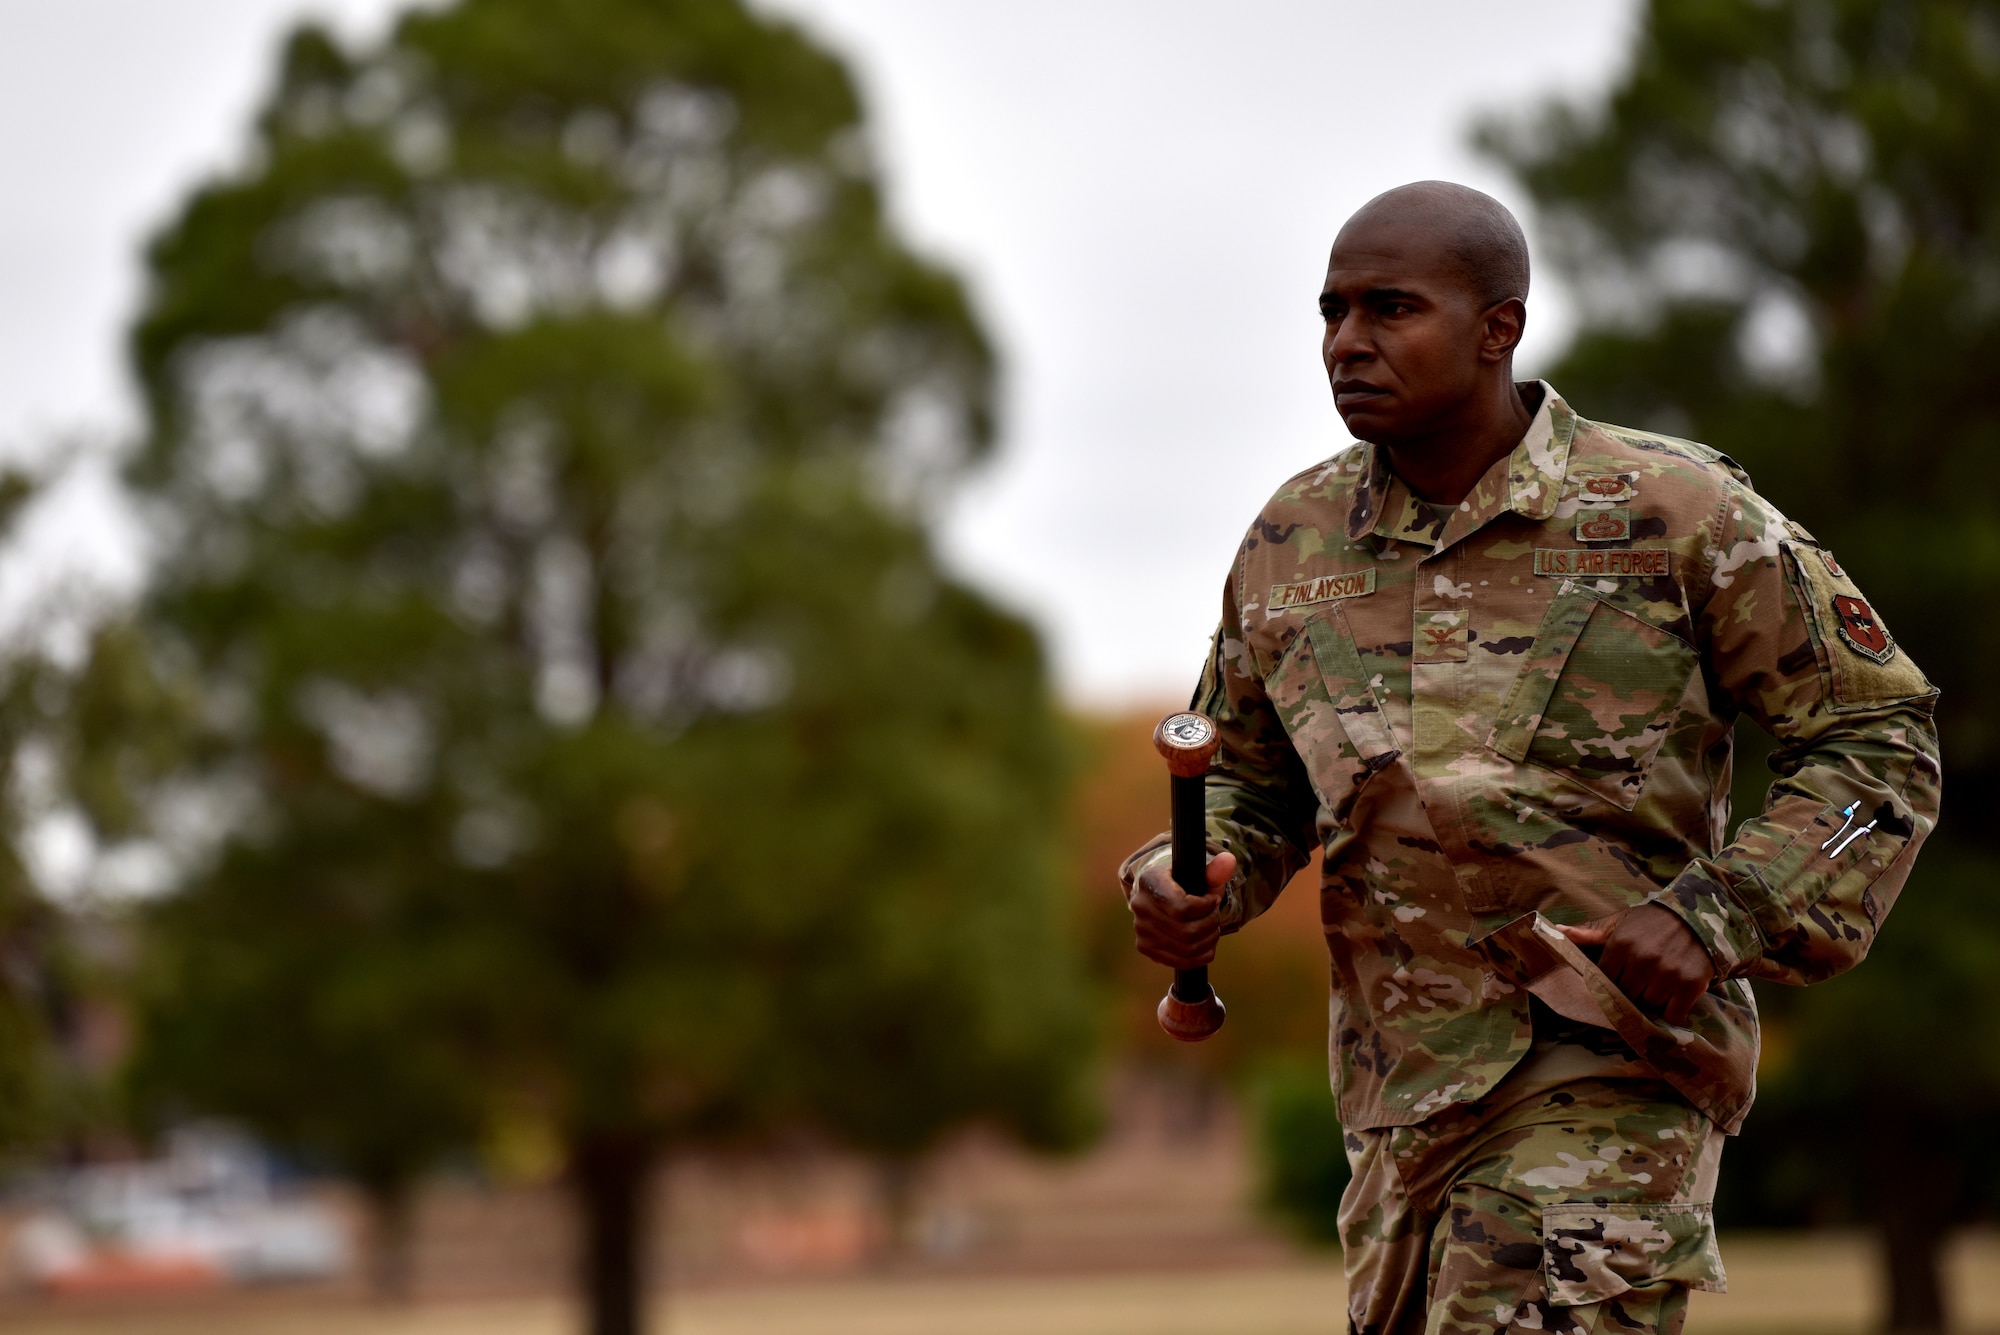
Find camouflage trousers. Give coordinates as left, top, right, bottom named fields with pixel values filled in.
left=1339, top=1040, right=1727, bottom=1334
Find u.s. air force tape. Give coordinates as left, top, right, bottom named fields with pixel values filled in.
left=1533, top=549, right=1669, bottom=577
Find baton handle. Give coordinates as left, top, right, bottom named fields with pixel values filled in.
left=1153, top=712, right=1226, bottom=1041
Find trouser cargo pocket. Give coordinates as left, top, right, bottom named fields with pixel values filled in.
left=1542, top=1200, right=1725, bottom=1309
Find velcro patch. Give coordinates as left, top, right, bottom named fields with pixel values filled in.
left=1781, top=540, right=1934, bottom=709
left=1269, top=567, right=1376, bottom=611
left=1534, top=549, right=1669, bottom=578
left=1575, top=509, right=1631, bottom=542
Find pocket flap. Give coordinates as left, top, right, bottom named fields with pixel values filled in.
left=1488, top=585, right=1598, bottom=762
left=1486, top=578, right=1699, bottom=810
left=1543, top=1201, right=1725, bottom=1307
left=1305, top=609, right=1399, bottom=762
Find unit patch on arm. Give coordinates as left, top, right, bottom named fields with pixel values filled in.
left=1832, top=594, right=1894, bottom=665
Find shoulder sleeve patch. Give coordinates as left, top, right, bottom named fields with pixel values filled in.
left=1781, top=540, right=1934, bottom=711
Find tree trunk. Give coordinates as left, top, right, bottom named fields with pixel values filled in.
left=1869, top=1109, right=1955, bottom=1335
left=361, top=1180, right=416, bottom=1303
left=874, top=1157, right=918, bottom=1265
left=1881, top=1212, right=1948, bottom=1335
left=571, top=1133, right=657, bottom=1335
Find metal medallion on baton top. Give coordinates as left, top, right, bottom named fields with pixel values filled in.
left=1159, top=712, right=1216, bottom=753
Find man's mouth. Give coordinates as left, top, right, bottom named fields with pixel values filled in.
left=1333, top=381, right=1389, bottom=406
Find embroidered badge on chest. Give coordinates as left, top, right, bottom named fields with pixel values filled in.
left=1415, top=607, right=1470, bottom=664
left=1575, top=473, right=1638, bottom=503
left=1575, top=509, right=1631, bottom=542
left=1832, top=593, right=1896, bottom=664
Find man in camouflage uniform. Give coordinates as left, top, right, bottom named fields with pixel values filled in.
left=1121, top=181, right=1941, bottom=1334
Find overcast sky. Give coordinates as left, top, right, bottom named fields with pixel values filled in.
left=0, top=0, right=1640, bottom=703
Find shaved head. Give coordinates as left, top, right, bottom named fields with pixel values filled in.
left=1341, top=181, right=1529, bottom=309
left=1317, top=180, right=1536, bottom=474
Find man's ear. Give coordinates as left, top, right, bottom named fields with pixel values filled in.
left=1478, top=297, right=1527, bottom=364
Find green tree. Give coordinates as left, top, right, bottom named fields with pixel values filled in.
left=91, top=3, right=1097, bottom=1331
left=122, top=810, right=488, bottom=1300
left=1250, top=1056, right=1351, bottom=1248
left=1485, top=2, right=2000, bottom=1329
left=0, top=467, right=159, bottom=1190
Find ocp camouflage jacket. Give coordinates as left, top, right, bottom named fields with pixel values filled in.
left=1122, top=383, right=1941, bottom=1134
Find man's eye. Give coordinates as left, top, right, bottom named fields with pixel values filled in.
left=1383, top=302, right=1415, bottom=316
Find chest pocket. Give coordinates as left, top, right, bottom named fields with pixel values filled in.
left=1487, top=576, right=1698, bottom=810
left=1263, top=607, right=1401, bottom=826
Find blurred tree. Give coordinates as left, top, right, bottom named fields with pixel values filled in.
left=1071, top=708, right=1347, bottom=1251
left=121, top=809, right=487, bottom=1301
left=1484, top=2, right=2000, bottom=1329
left=1249, top=1055, right=1350, bottom=1248
left=1071, top=710, right=1330, bottom=1096
left=0, top=473, right=88, bottom=1175
left=86, top=2, right=1097, bottom=1331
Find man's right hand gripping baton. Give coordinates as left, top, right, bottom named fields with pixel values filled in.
left=1153, top=711, right=1226, bottom=1041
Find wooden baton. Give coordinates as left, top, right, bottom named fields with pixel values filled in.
left=1152, top=711, right=1226, bottom=1041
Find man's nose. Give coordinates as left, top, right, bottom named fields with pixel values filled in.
left=1326, top=315, right=1373, bottom=363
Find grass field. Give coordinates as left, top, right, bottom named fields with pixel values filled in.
left=5, top=1233, right=1996, bottom=1334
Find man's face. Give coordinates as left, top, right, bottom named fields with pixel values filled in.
left=1318, top=220, right=1496, bottom=447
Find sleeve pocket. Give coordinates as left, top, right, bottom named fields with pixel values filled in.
left=1542, top=1201, right=1725, bottom=1308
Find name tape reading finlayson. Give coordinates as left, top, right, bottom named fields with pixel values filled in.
left=1269, top=568, right=1378, bottom=611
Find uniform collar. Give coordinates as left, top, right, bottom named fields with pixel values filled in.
left=1344, top=381, right=1575, bottom=549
